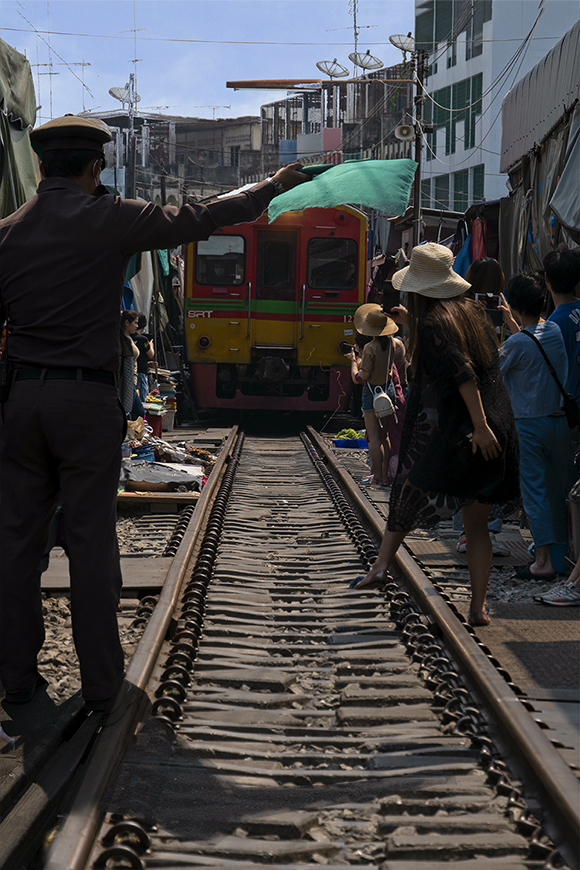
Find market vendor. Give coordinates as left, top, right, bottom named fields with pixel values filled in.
left=0, top=114, right=307, bottom=711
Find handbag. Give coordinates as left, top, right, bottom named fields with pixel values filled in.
left=521, top=329, right=580, bottom=429
left=372, top=341, right=397, bottom=423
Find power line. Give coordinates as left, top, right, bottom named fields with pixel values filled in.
left=0, top=24, right=570, bottom=47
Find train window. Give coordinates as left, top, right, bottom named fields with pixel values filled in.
left=308, top=238, right=358, bottom=289
left=195, top=235, right=245, bottom=285
left=260, top=240, right=292, bottom=289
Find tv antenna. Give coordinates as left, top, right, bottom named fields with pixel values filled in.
left=191, top=105, right=232, bottom=119
left=348, top=49, right=384, bottom=72
left=316, top=59, right=349, bottom=79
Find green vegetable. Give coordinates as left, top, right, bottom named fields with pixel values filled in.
left=336, top=428, right=367, bottom=440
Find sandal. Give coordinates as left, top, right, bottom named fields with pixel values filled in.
left=360, top=475, right=375, bottom=486
left=349, top=571, right=389, bottom=590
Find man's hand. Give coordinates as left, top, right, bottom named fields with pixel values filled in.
left=271, top=163, right=309, bottom=192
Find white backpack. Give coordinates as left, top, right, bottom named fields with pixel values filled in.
left=372, top=341, right=397, bottom=423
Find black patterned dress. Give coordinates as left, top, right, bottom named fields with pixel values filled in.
left=387, top=316, right=519, bottom=533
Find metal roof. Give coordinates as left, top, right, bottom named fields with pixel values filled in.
left=500, top=19, right=580, bottom=173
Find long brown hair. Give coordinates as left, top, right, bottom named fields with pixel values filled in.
left=465, top=258, right=505, bottom=298
left=406, top=294, right=495, bottom=373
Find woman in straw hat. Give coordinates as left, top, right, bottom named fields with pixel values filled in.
left=354, top=244, right=519, bottom=627
left=348, top=305, right=404, bottom=486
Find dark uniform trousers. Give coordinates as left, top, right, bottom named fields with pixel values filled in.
left=0, top=377, right=126, bottom=699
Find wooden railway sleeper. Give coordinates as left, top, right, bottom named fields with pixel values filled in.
left=303, top=431, right=568, bottom=868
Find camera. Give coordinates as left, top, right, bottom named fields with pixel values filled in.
left=475, top=293, right=503, bottom=328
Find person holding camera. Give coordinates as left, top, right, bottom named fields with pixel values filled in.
left=353, top=245, right=519, bottom=628
left=498, top=273, right=569, bottom=581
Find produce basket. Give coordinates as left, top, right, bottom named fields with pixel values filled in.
left=332, top=438, right=368, bottom=448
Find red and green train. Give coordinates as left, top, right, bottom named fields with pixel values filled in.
left=183, top=205, right=367, bottom=411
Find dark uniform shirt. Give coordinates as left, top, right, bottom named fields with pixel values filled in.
left=0, top=177, right=275, bottom=372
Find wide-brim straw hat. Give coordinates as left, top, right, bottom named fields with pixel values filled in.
left=391, top=242, right=471, bottom=298
left=354, top=303, right=398, bottom=337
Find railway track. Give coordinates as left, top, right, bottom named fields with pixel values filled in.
left=1, top=428, right=577, bottom=870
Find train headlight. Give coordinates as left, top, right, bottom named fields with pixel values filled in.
left=198, top=336, right=211, bottom=349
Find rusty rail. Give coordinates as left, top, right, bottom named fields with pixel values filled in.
left=45, top=426, right=239, bottom=870
left=306, top=425, right=580, bottom=870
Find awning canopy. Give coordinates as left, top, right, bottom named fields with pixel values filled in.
left=500, top=20, right=580, bottom=173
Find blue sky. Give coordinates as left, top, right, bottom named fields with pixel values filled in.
left=0, top=1, right=415, bottom=125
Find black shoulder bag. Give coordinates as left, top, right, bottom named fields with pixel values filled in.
left=521, top=329, right=580, bottom=429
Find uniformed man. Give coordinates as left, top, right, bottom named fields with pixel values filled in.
left=0, top=116, right=306, bottom=710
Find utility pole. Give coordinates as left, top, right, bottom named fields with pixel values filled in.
left=412, top=48, right=426, bottom=249
left=126, top=73, right=137, bottom=199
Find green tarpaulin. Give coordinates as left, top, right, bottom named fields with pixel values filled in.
left=0, top=38, right=38, bottom=218
left=268, top=158, right=417, bottom=223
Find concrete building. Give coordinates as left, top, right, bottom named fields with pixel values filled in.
left=246, top=63, right=415, bottom=183
left=81, top=110, right=261, bottom=203
left=416, top=0, right=579, bottom=211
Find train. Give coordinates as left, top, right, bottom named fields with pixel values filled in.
left=183, top=204, right=368, bottom=411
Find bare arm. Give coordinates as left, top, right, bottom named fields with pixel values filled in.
left=458, top=378, right=501, bottom=461
left=394, top=337, right=407, bottom=389
left=498, top=292, right=520, bottom=335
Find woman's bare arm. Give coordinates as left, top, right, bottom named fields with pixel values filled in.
left=458, top=379, right=501, bottom=460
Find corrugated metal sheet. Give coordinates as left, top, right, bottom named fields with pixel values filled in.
left=500, top=19, right=580, bottom=173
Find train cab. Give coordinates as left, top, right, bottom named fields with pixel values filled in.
left=184, top=205, right=367, bottom=411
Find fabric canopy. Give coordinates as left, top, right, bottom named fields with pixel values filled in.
left=550, top=105, right=580, bottom=238
left=268, top=158, right=417, bottom=223
left=0, top=37, right=36, bottom=129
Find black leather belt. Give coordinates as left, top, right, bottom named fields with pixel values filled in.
left=14, top=367, right=115, bottom=386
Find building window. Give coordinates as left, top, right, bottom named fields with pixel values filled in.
left=416, top=0, right=492, bottom=56
left=434, top=174, right=449, bottom=210
left=467, top=0, right=492, bottom=60
left=230, top=145, right=241, bottom=167
left=421, top=178, right=432, bottom=208
left=453, top=170, right=469, bottom=211
left=472, top=164, right=485, bottom=201
left=426, top=73, right=482, bottom=157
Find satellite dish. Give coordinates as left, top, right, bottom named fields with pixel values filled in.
left=316, top=59, right=349, bottom=79
left=389, top=33, right=415, bottom=53
left=394, top=124, right=415, bottom=141
left=348, top=49, right=383, bottom=71
left=109, top=86, right=141, bottom=105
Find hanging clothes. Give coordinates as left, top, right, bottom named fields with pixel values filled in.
left=453, top=234, right=472, bottom=278
left=471, top=216, right=487, bottom=260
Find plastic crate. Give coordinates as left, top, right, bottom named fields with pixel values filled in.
left=332, top=439, right=368, bottom=448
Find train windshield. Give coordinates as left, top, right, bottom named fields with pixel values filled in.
left=307, top=238, right=358, bottom=290
left=196, top=235, right=245, bottom=285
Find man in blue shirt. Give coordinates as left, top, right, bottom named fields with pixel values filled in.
left=499, top=274, right=569, bottom=580
left=545, top=249, right=580, bottom=402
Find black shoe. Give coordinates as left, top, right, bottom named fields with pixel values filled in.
left=4, top=675, right=48, bottom=705
left=514, top=564, right=555, bottom=581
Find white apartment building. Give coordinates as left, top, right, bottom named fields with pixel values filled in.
left=416, top=0, right=579, bottom=211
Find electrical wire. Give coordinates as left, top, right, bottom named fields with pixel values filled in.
left=15, top=4, right=94, bottom=100
left=0, top=24, right=569, bottom=46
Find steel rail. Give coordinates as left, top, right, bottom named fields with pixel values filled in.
left=45, top=426, right=239, bottom=870
left=307, top=425, right=580, bottom=870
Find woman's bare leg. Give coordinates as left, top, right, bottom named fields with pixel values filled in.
left=380, top=425, right=392, bottom=483
left=363, top=410, right=385, bottom=484
left=463, top=501, right=492, bottom=619
left=354, top=529, right=406, bottom=588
